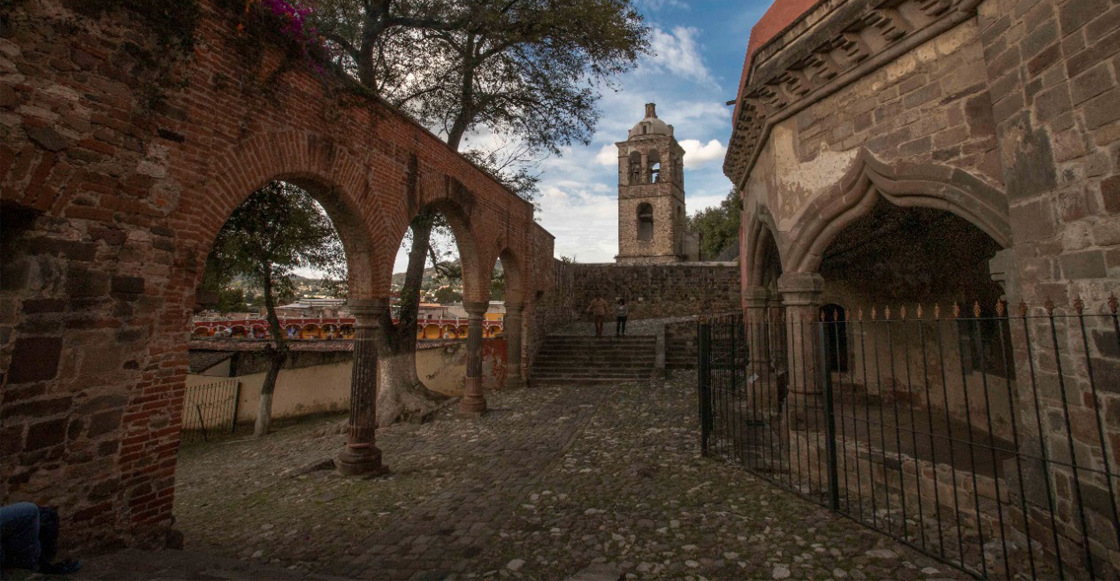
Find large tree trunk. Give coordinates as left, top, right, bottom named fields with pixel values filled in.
left=376, top=211, right=448, bottom=427
left=255, top=268, right=288, bottom=437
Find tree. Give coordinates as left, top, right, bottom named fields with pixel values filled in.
left=315, top=0, right=648, bottom=427
left=687, top=189, right=741, bottom=261
left=204, top=182, right=346, bottom=436
left=312, top=0, right=469, bottom=87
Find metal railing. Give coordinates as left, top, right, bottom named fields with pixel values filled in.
left=180, top=379, right=241, bottom=444
left=698, top=298, right=1120, bottom=579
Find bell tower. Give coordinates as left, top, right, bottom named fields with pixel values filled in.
left=615, top=103, right=688, bottom=264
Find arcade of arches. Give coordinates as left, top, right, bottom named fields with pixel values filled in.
left=0, top=0, right=554, bottom=549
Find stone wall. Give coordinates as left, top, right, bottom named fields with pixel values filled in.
left=569, top=263, right=741, bottom=320
left=725, top=0, right=1120, bottom=572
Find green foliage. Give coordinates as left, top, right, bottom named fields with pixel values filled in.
left=687, top=189, right=741, bottom=261
left=203, top=182, right=347, bottom=322
left=390, top=0, right=650, bottom=155
left=433, top=286, right=463, bottom=304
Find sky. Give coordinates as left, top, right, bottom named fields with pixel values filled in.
left=390, top=0, right=774, bottom=273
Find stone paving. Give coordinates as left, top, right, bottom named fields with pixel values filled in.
left=138, top=374, right=971, bottom=580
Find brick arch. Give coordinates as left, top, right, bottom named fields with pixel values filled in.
left=185, top=131, right=394, bottom=300
left=490, top=248, right=526, bottom=306
left=0, top=0, right=554, bottom=552
left=409, top=198, right=487, bottom=304
left=784, top=150, right=1012, bottom=274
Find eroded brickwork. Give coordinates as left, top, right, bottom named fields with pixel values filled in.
left=727, top=0, right=1119, bottom=573
left=0, top=0, right=554, bottom=549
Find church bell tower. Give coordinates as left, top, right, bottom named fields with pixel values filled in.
left=615, top=103, right=689, bottom=264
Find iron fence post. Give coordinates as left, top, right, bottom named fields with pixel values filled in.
left=818, top=321, right=840, bottom=511
left=231, top=380, right=241, bottom=434
left=698, top=317, right=712, bottom=457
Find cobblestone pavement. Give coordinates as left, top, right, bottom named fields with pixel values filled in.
left=160, top=376, right=967, bottom=580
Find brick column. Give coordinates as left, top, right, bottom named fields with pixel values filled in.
left=778, top=272, right=824, bottom=430
left=459, top=301, right=488, bottom=415
left=338, top=298, right=388, bottom=476
left=504, top=302, right=525, bottom=390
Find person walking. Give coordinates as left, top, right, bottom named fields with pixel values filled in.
left=586, top=296, right=609, bottom=337
left=615, top=298, right=628, bottom=337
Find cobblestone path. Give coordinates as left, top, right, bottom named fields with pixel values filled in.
left=169, top=377, right=967, bottom=580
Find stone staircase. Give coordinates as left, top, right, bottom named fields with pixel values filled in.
left=530, top=335, right=657, bottom=386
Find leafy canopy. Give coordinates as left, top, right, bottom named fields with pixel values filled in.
left=686, top=189, right=741, bottom=261
left=204, top=181, right=346, bottom=304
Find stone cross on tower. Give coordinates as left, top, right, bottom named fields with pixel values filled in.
left=615, top=103, right=691, bottom=264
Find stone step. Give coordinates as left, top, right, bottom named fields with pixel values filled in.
left=531, top=371, right=653, bottom=379
left=533, top=360, right=654, bottom=367
left=544, top=336, right=655, bottom=342
left=536, top=355, right=655, bottom=363
left=531, top=377, right=650, bottom=387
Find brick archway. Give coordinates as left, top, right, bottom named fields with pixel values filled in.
left=0, top=0, right=554, bottom=550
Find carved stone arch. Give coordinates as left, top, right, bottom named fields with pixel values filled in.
left=785, top=150, right=1012, bottom=274
left=193, top=131, right=389, bottom=301
left=744, top=203, right=785, bottom=289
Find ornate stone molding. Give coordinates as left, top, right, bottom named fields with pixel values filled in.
left=725, top=0, right=983, bottom=186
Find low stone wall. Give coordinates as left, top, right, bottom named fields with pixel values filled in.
left=665, top=318, right=699, bottom=371
left=568, top=262, right=740, bottom=320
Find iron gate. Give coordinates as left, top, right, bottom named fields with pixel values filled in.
left=698, top=300, right=1120, bottom=579
left=180, top=379, right=241, bottom=444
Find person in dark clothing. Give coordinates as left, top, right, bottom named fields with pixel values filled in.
left=0, top=503, right=81, bottom=575
left=615, top=298, right=629, bottom=337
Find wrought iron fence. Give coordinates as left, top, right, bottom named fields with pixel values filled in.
left=180, top=379, right=241, bottom=444
left=698, top=298, right=1120, bottom=579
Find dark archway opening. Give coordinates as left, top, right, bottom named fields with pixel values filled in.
left=637, top=203, right=654, bottom=241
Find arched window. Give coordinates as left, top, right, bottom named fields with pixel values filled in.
left=820, top=304, right=849, bottom=373
left=637, top=203, right=654, bottom=241
left=648, top=150, right=661, bottom=183
left=628, top=151, right=642, bottom=185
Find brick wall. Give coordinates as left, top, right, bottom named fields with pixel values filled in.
left=0, top=0, right=552, bottom=550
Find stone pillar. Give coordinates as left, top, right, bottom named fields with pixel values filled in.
left=459, top=301, right=489, bottom=415
left=743, top=285, right=775, bottom=420
left=504, top=302, right=525, bottom=390
left=743, top=286, right=771, bottom=369
left=338, top=298, right=388, bottom=477
left=778, top=272, right=824, bottom=430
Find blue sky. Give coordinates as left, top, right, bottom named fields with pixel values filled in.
left=392, top=0, right=773, bottom=272
left=525, top=0, right=771, bottom=264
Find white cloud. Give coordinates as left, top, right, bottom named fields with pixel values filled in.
left=679, top=139, right=726, bottom=169
left=644, top=27, right=715, bottom=85
left=538, top=185, right=619, bottom=263
left=595, top=144, right=619, bottom=166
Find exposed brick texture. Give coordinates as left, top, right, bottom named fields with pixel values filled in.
left=726, top=0, right=1119, bottom=574
left=0, top=0, right=555, bottom=550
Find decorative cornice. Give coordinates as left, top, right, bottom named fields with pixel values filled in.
left=724, top=0, right=982, bottom=186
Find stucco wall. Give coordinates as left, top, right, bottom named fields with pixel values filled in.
left=185, top=340, right=510, bottom=424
